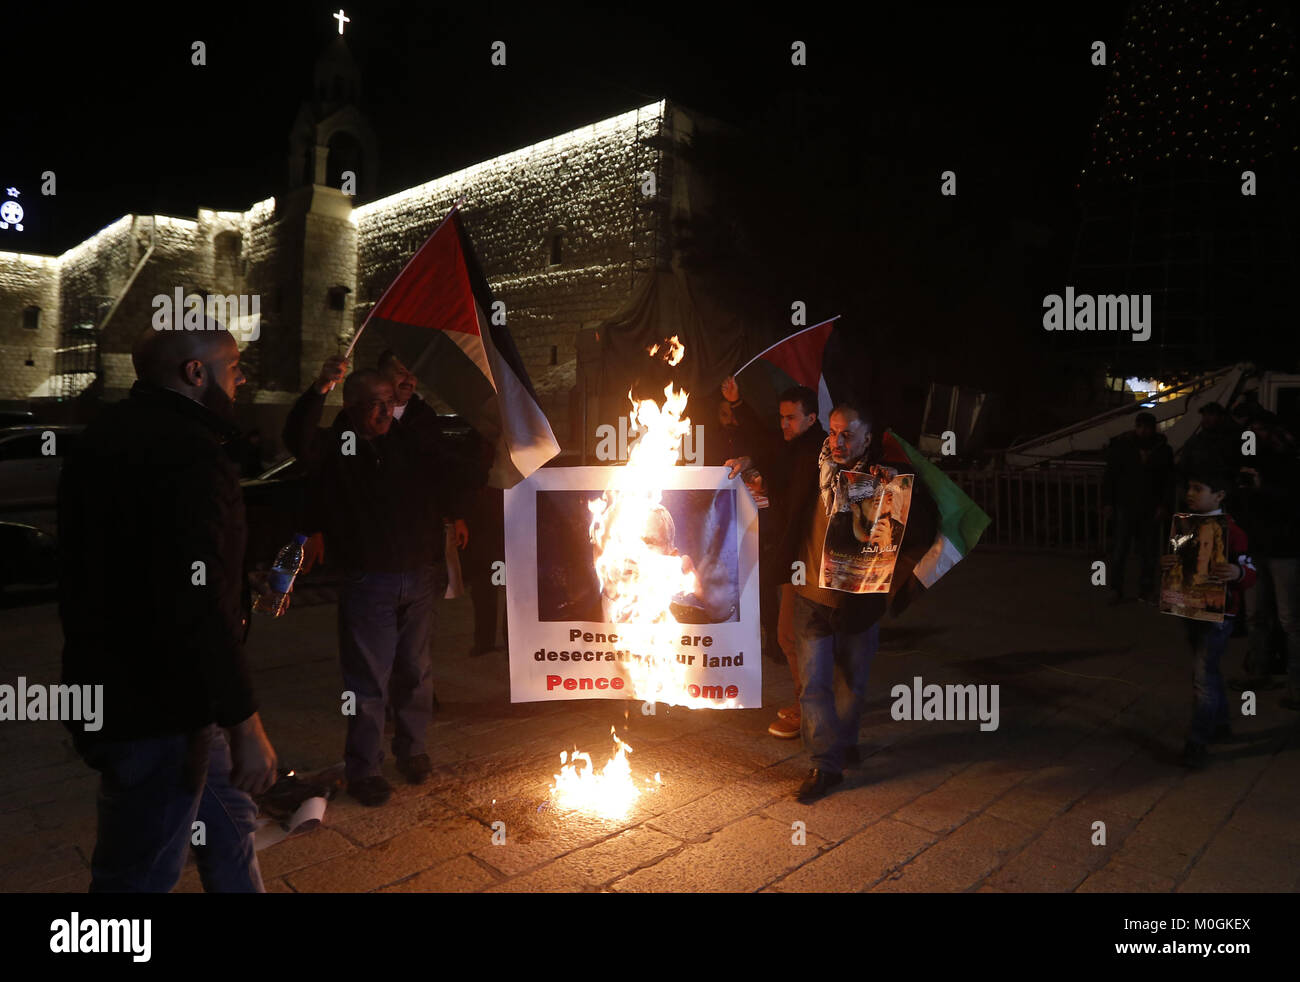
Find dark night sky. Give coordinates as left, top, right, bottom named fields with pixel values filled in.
left=9, top=0, right=1295, bottom=434
left=4, top=2, right=1130, bottom=254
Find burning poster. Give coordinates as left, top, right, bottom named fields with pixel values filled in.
left=820, top=468, right=914, bottom=594
left=1159, top=513, right=1228, bottom=622
left=504, top=465, right=761, bottom=708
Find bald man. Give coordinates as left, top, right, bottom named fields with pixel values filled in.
left=60, top=321, right=277, bottom=892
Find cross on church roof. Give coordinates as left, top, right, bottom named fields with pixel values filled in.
left=333, top=9, right=350, bottom=34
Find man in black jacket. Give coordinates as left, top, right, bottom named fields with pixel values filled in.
left=284, top=357, right=466, bottom=806
left=1103, top=412, right=1174, bottom=603
left=60, top=323, right=278, bottom=892
left=722, top=380, right=826, bottom=740
left=731, top=398, right=936, bottom=803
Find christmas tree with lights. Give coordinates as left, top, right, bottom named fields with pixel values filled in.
left=1069, top=0, right=1299, bottom=379
left=1082, top=0, right=1297, bottom=186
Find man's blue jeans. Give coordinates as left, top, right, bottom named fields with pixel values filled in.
left=80, top=725, right=263, bottom=892
left=1186, top=617, right=1234, bottom=745
left=792, top=594, right=879, bottom=773
left=1111, top=507, right=1159, bottom=597
left=338, top=563, right=444, bottom=782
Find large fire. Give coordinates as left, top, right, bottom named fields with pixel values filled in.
left=547, top=337, right=723, bottom=818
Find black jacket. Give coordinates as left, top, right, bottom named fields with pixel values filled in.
left=732, top=399, right=828, bottom=577
left=283, top=388, right=467, bottom=573
left=1104, top=430, right=1174, bottom=513
left=59, top=382, right=257, bottom=742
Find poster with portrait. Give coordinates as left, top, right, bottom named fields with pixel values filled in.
left=820, top=468, right=914, bottom=594
left=503, top=466, right=761, bottom=707
left=1159, top=513, right=1228, bottom=622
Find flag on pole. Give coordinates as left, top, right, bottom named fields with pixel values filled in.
left=734, top=318, right=839, bottom=427
left=362, top=207, right=560, bottom=488
left=881, top=429, right=990, bottom=615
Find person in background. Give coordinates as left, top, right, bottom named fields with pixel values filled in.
left=1103, top=412, right=1173, bottom=604
left=1159, top=470, right=1256, bottom=769
left=722, top=378, right=825, bottom=740
left=1231, top=412, right=1300, bottom=709
left=60, top=322, right=277, bottom=891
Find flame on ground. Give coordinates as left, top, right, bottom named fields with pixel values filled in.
left=546, top=338, right=731, bottom=819
left=549, top=726, right=661, bottom=820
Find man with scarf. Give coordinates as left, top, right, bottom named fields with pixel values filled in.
left=733, top=397, right=934, bottom=802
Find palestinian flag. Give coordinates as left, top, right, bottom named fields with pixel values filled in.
left=881, top=429, right=990, bottom=615
left=361, top=206, right=560, bottom=488
left=735, top=318, right=839, bottom=427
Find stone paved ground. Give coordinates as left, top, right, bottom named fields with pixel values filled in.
left=2, top=551, right=1297, bottom=893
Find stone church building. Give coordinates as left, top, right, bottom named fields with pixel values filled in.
left=0, top=39, right=717, bottom=459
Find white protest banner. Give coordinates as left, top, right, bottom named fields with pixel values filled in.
left=503, top=465, right=761, bottom=707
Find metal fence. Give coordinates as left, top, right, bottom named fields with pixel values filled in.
left=948, top=467, right=1109, bottom=553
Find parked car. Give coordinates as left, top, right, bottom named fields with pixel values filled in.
left=0, top=425, right=85, bottom=510
left=0, top=520, right=59, bottom=590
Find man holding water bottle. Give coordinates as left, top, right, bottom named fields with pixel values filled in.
left=60, top=322, right=278, bottom=892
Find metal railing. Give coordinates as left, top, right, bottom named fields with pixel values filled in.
left=948, top=467, right=1108, bottom=553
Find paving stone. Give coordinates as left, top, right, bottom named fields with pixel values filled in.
left=490, top=826, right=682, bottom=892
left=985, top=838, right=1091, bottom=892
left=328, top=791, right=460, bottom=847
left=0, top=844, right=86, bottom=891
left=28, top=869, right=91, bottom=893
left=762, top=765, right=949, bottom=844
left=1178, top=826, right=1300, bottom=893
left=870, top=815, right=1036, bottom=893
left=646, top=779, right=779, bottom=841
left=287, top=817, right=486, bottom=892
left=612, top=815, right=826, bottom=893
left=380, top=854, right=500, bottom=892
left=258, top=828, right=356, bottom=879
left=1076, top=860, right=1176, bottom=893
left=771, top=819, right=937, bottom=892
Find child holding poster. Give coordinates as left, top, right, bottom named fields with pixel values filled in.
left=1158, top=471, right=1257, bottom=769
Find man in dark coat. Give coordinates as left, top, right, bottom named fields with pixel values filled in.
left=1103, top=412, right=1174, bottom=603
left=60, top=322, right=277, bottom=892
left=729, top=398, right=935, bottom=803
left=721, top=380, right=827, bottom=740
left=284, top=357, right=467, bottom=806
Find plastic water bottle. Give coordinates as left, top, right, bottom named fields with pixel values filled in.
left=254, top=533, right=309, bottom=616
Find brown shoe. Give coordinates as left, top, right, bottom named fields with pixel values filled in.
left=768, top=714, right=800, bottom=738
left=777, top=705, right=800, bottom=721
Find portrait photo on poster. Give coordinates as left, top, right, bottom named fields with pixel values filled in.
left=821, top=470, right=915, bottom=594
left=537, top=488, right=741, bottom=624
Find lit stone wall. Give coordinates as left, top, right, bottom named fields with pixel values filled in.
left=353, top=101, right=668, bottom=443
left=0, top=101, right=674, bottom=438
left=0, top=251, right=59, bottom=401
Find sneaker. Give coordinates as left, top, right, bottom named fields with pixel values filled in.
left=768, top=714, right=800, bottom=739
left=1180, top=740, right=1207, bottom=770
left=396, top=754, right=432, bottom=785
left=347, top=775, right=393, bottom=807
